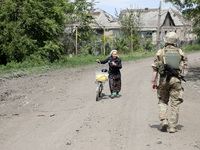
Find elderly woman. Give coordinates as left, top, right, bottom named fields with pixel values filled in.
left=96, top=50, right=122, bottom=98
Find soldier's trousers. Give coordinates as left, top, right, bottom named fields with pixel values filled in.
left=157, top=76, right=184, bottom=128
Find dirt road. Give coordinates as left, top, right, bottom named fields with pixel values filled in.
left=0, top=52, right=200, bottom=150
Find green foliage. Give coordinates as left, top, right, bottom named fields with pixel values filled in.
left=0, top=51, right=156, bottom=78
left=115, top=7, right=143, bottom=52
left=194, top=24, right=200, bottom=44
left=113, top=37, right=129, bottom=53
left=100, top=35, right=112, bottom=44
left=0, top=0, right=67, bottom=64
left=79, top=35, right=98, bottom=56
left=65, top=0, right=96, bottom=54
left=184, top=44, right=200, bottom=52
left=132, top=35, right=143, bottom=51
left=80, top=42, right=95, bottom=56
left=100, top=35, right=112, bottom=54
left=115, top=8, right=143, bottom=38
left=143, top=38, right=153, bottom=51
left=160, top=43, right=164, bottom=49
left=39, top=40, right=63, bottom=62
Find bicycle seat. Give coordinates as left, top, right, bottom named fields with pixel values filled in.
left=101, top=69, right=107, bottom=72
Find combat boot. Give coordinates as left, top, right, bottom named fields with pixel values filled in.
left=160, top=119, right=168, bottom=132
left=169, top=127, right=178, bottom=133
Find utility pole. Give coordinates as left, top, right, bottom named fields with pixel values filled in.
left=131, top=27, right=133, bottom=52
left=104, top=26, right=106, bottom=55
left=156, top=1, right=161, bottom=51
left=76, top=26, right=78, bottom=56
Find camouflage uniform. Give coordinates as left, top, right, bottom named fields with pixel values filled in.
left=151, top=45, right=188, bottom=128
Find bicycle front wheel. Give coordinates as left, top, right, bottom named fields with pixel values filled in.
left=96, top=83, right=101, bottom=101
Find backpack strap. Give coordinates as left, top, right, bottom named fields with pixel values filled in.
left=162, top=48, right=166, bottom=64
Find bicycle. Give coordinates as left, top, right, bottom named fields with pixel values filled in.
left=95, top=63, right=108, bottom=101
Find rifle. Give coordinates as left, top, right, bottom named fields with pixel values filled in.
left=164, top=64, right=186, bottom=82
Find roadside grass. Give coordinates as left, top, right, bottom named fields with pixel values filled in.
left=183, top=44, right=200, bottom=52
left=0, top=51, right=155, bottom=79
left=1, top=44, right=200, bottom=79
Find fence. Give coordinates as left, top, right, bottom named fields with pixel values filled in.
left=65, top=24, right=138, bottom=56
left=64, top=24, right=197, bottom=56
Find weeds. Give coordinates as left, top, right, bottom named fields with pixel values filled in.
left=0, top=46, right=200, bottom=79
left=183, top=44, right=200, bottom=52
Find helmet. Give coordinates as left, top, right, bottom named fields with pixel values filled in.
left=164, top=32, right=178, bottom=45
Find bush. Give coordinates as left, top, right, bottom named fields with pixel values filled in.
left=80, top=42, right=95, bottom=56
left=113, top=37, right=130, bottom=53
left=143, top=38, right=153, bottom=51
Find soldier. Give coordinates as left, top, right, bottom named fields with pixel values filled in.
left=151, top=32, right=188, bottom=133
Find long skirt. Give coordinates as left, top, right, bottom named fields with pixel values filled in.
left=109, top=78, right=121, bottom=93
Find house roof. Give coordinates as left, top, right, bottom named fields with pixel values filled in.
left=120, top=8, right=192, bottom=31
left=168, top=8, right=192, bottom=27
left=65, top=7, right=192, bottom=32
left=89, top=8, right=120, bottom=29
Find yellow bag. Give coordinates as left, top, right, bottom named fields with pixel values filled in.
left=96, top=73, right=108, bottom=82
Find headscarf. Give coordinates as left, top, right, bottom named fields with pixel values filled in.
left=110, top=50, right=118, bottom=56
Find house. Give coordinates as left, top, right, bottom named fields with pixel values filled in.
left=89, top=8, right=120, bottom=38
left=65, top=8, right=120, bottom=41
left=120, top=8, right=196, bottom=46
left=64, top=7, right=195, bottom=55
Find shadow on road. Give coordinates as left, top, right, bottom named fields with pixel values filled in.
left=149, top=124, right=184, bottom=131
left=97, top=93, right=122, bottom=102
left=185, top=67, right=200, bottom=81
left=148, top=124, right=160, bottom=131
left=96, top=93, right=110, bottom=102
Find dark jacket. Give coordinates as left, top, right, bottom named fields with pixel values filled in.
left=100, top=56, right=122, bottom=79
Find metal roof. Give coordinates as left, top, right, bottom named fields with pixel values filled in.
left=89, top=8, right=120, bottom=29
left=120, top=8, right=192, bottom=31
left=65, top=8, right=192, bottom=31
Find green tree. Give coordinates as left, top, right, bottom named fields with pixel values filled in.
left=0, top=0, right=67, bottom=64
left=164, top=0, right=200, bottom=43
left=64, top=0, right=96, bottom=55
left=115, top=8, right=143, bottom=52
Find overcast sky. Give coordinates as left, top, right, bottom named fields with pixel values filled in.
left=94, top=0, right=175, bottom=17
